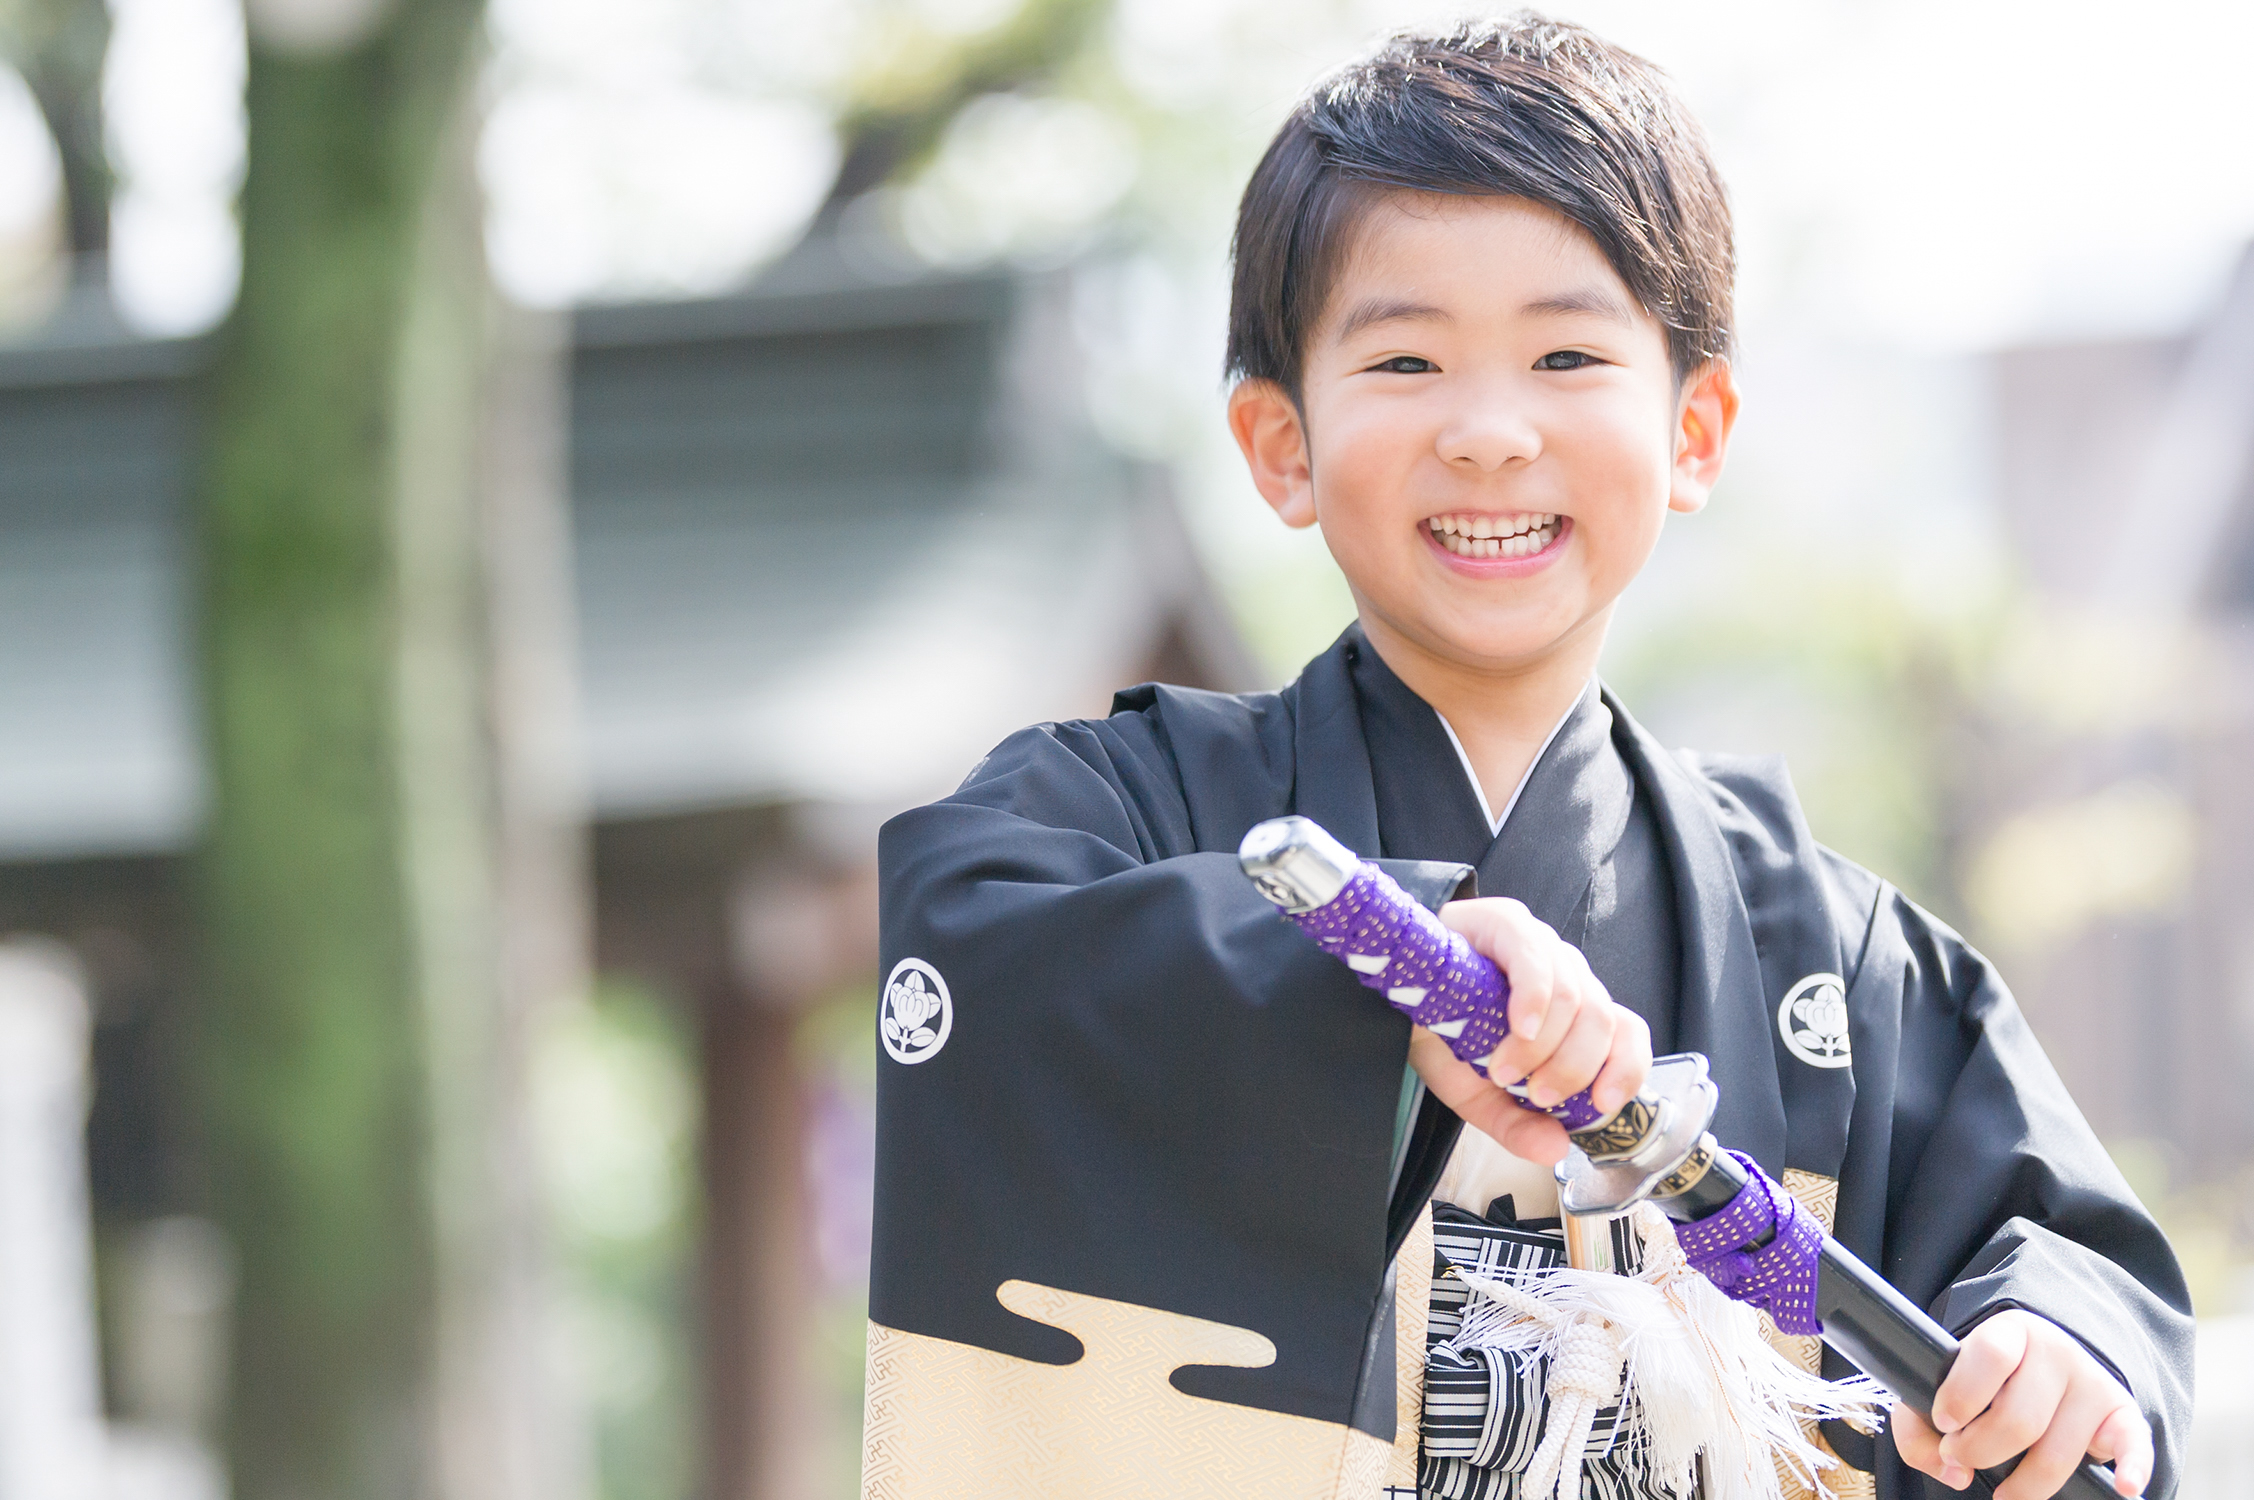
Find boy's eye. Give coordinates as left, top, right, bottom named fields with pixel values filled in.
left=1535, top=349, right=1601, bottom=371
left=1366, top=355, right=1437, bottom=374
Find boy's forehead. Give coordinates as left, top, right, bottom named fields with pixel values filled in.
left=1322, top=192, right=1647, bottom=338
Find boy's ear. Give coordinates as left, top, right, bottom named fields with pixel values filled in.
left=1669, top=359, right=1740, bottom=516
left=1228, top=378, right=1318, bottom=529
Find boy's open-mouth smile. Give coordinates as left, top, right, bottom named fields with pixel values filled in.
left=1423, top=511, right=1569, bottom=572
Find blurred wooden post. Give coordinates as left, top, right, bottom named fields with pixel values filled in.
left=701, top=988, right=815, bottom=1500
left=700, top=864, right=877, bottom=1500
left=194, top=3, right=584, bottom=1499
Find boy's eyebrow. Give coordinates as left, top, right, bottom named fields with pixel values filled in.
left=1332, top=297, right=1448, bottom=342
left=1520, top=286, right=1640, bottom=325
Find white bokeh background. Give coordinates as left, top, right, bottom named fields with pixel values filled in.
left=103, top=0, right=244, bottom=336
left=30, top=0, right=2254, bottom=406
left=40, top=0, right=2254, bottom=341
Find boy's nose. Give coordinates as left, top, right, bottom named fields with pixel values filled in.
left=1435, top=404, right=1541, bottom=472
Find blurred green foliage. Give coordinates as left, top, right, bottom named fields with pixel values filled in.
left=1228, top=539, right=1359, bottom=686
left=2109, top=1138, right=2253, bottom=1317
left=1605, top=550, right=1994, bottom=925
left=538, top=981, right=700, bottom=1500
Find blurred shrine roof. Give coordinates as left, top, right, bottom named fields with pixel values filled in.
left=0, top=261, right=1254, bottom=861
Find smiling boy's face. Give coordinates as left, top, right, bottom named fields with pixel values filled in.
left=1229, top=192, right=1737, bottom=684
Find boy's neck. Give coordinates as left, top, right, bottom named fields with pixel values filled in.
left=1355, top=608, right=1609, bottom=820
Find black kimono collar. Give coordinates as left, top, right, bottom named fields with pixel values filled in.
left=1603, top=693, right=1789, bottom=1166
left=1472, top=686, right=1629, bottom=943
left=1285, top=629, right=1788, bottom=1169
left=1341, top=627, right=1495, bottom=868
left=1338, top=630, right=1628, bottom=949
left=1285, top=629, right=1384, bottom=857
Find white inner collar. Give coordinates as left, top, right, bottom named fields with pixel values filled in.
left=1434, top=683, right=1591, bottom=838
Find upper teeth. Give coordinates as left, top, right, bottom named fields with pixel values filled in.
left=1427, top=512, right=1559, bottom=559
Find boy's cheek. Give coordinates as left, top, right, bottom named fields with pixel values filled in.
left=1309, top=421, right=1430, bottom=507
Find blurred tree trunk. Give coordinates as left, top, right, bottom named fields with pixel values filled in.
left=195, top=6, right=586, bottom=1500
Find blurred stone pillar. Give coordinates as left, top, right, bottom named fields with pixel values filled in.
left=0, top=942, right=106, bottom=1500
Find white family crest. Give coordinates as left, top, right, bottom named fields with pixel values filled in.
left=1777, top=972, right=1852, bottom=1069
left=881, top=958, right=953, bottom=1065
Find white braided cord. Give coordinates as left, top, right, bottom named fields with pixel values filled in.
left=1446, top=1205, right=1887, bottom=1500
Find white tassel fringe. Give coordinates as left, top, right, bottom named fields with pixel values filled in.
left=1449, top=1204, right=1887, bottom=1500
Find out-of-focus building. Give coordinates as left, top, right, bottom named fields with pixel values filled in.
left=0, top=258, right=1251, bottom=1498
left=1986, top=247, right=2254, bottom=1225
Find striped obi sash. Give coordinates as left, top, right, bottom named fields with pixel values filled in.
left=1419, top=1200, right=1664, bottom=1500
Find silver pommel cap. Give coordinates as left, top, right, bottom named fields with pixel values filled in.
left=1237, top=815, right=1360, bottom=914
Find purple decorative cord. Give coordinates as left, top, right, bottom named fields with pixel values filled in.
left=1673, top=1152, right=1823, bottom=1335
left=1282, top=863, right=1603, bottom=1130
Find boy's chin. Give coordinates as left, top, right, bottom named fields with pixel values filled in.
left=1358, top=581, right=1608, bottom=675
left=1448, top=636, right=1577, bottom=672
left=1403, top=619, right=1589, bottom=673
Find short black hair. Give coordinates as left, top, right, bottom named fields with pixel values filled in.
left=1226, top=12, right=1735, bottom=397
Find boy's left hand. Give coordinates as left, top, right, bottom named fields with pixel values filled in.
left=1890, top=1309, right=2151, bottom=1499
left=1405, top=896, right=1651, bottom=1166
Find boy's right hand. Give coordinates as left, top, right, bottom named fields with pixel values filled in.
left=1405, top=897, right=1651, bottom=1165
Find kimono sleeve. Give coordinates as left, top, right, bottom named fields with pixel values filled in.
left=870, top=718, right=1415, bottom=1431
left=1864, top=890, right=2195, bottom=1497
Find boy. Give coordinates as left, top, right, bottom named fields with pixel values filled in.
left=863, top=16, right=2191, bottom=1500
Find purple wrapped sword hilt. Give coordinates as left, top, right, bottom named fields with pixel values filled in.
left=1239, top=815, right=1610, bottom=1132
left=1237, top=814, right=1813, bottom=1330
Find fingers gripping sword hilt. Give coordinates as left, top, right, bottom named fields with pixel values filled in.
left=1239, top=815, right=1715, bottom=1201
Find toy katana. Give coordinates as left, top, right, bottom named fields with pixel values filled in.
left=1240, top=815, right=2119, bottom=1500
